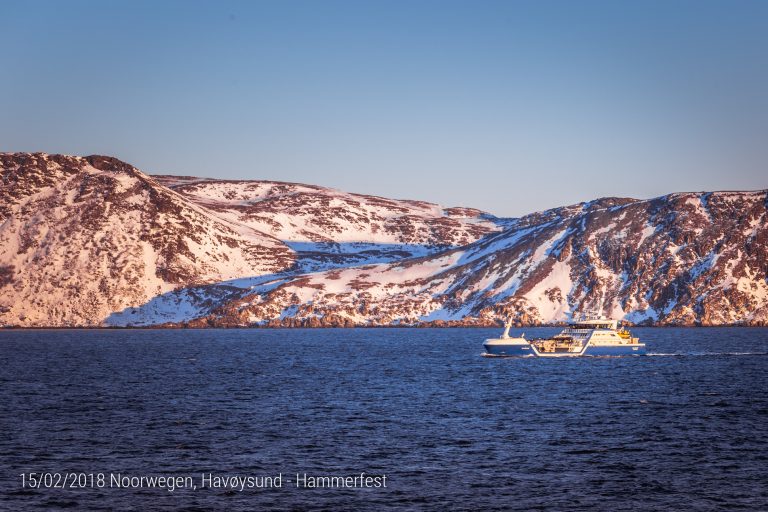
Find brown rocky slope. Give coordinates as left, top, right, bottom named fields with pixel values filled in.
left=0, top=153, right=293, bottom=326
left=2, top=152, right=765, bottom=327
left=188, top=191, right=768, bottom=327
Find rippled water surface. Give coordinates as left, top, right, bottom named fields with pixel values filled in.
left=1, top=327, right=767, bottom=511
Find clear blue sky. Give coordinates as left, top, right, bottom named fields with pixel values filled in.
left=2, top=0, right=766, bottom=216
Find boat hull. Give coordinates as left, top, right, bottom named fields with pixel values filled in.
left=483, top=340, right=534, bottom=356
left=483, top=339, right=646, bottom=357
left=583, top=344, right=646, bottom=356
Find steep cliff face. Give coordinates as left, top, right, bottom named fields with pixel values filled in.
left=193, top=192, right=768, bottom=327
left=0, top=153, right=294, bottom=326
left=2, top=152, right=766, bottom=327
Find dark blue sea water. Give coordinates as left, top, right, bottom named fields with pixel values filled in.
left=1, top=328, right=767, bottom=511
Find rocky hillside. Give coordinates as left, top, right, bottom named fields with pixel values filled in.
left=2, top=152, right=766, bottom=327
left=0, top=153, right=293, bottom=326
left=153, top=175, right=508, bottom=272
left=0, top=153, right=504, bottom=327
left=187, top=191, right=768, bottom=327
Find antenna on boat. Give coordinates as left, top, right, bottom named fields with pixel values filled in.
left=502, top=317, right=513, bottom=339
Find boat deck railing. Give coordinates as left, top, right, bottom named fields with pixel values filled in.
left=563, top=328, right=592, bottom=335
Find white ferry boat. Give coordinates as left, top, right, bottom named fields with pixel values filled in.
left=483, top=317, right=645, bottom=357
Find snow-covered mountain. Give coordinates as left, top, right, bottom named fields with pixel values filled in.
left=185, top=192, right=768, bottom=328
left=0, top=153, right=504, bottom=326
left=153, top=175, right=509, bottom=272
left=1, top=152, right=766, bottom=327
left=0, top=153, right=293, bottom=326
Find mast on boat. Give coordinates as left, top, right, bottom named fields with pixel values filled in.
left=501, top=317, right=513, bottom=339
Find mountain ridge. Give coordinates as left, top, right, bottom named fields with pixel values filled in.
left=1, top=152, right=766, bottom=327
left=181, top=189, right=767, bottom=328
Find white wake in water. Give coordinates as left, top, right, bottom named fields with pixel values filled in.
left=482, top=352, right=768, bottom=357
left=646, top=352, right=768, bottom=357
